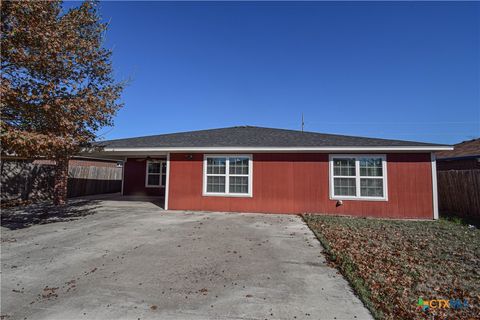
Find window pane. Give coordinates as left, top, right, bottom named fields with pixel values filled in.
left=207, top=158, right=226, bottom=174
left=333, top=178, right=356, bottom=196
left=161, top=174, right=166, bottom=186
left=360, top=178, right=384, bottom=197
left=161, top=162, right=167, bottom=174
left=148, top=162, right=161, bottom=174
left=229, top=157, right=249, bottom=175
left=333, top=158, right=356, bottom=176
left=207, top=176, right=226, bottom=193
left=229, top=176, right=249, bottom=194
left=359, top=158, right=383, bottom=177
left=147, top=174, right=160, bottom=186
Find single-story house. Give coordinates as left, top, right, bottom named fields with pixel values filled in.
left=85, top=126, right=453, bottom=219
left=436, top=138, right=480, bottom=171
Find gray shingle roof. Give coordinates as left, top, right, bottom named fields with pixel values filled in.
left=436, top=138, right=479, bottom=159
left=95, top=126, right=448, bottom=149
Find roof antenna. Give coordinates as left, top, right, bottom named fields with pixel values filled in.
left=301, top=113, right=305, bottom=132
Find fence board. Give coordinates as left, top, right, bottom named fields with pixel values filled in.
left=437, top=170, right=480, bottom=222
left=67, top=165, right=122, bottom=198
left=1, top=160, right=122, bottom=201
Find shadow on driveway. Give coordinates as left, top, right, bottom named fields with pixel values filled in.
left=1, top=200, right=101, bottom=230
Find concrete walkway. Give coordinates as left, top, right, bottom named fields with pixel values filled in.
left=1, top=199, right=372, bottom=320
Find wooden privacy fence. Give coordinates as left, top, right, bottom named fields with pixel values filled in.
left=437, top=170, right=480, bottom=222
left=1, top=160, right=55, bottom=201
left=1, top=160, right=122, bottom=202
left=67, top=165, right=122, bottom=198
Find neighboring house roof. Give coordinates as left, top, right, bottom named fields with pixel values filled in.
left=436, top=138, right=480, bottom=160
left=3, top=156, right=120, bottom=167
left=2, top=155, right=119, bottom=163
left=93, top=126, right=451, bottom=151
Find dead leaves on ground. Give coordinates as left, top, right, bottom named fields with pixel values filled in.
left=304, top=215, right=480, bottom=320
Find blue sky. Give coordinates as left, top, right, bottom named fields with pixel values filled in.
left=68, top=1, right=479, bottom=144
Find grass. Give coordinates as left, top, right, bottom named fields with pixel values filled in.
left=303, top=215, right=480, bottom=320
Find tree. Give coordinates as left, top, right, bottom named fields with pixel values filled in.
left=1, top=1, right=124, bottom=204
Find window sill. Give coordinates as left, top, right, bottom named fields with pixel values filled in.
left=145, top=185, right=165, bottom=188
left=330, top=196, right=388, bottom=202
left=203, top=193, right=252, bottom=198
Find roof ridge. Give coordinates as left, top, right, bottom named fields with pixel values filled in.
left=457, top=138, right=480, bottom=144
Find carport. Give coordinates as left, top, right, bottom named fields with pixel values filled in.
left=83, top=148, right=171, bottom=209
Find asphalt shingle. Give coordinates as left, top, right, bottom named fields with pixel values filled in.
left=95, top=126, right=448, bottom=149
left=436, top=138, right=479, bottom=159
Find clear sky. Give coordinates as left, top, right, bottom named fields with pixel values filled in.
left=69, top=1, right=479, bottom=144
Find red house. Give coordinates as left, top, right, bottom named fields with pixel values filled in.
left=87, top=126, right=452, bottom=220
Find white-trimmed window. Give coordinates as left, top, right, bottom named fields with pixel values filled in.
left=203, top=155, right=252, bottom=197
left=329, top=154, right=387, bottom=200
left=145, top=160, right=166, bottom=187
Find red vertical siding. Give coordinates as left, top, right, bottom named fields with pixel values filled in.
left=167, top=153, right=434, bottom=219
left=123, top=158, right=165, bottom=196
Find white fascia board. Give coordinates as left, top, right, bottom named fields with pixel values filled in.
left=96, top=146, right=454, bottom=153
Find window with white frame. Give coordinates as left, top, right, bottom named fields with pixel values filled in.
left=330, top=155, right=387, bottom=200
left=145, top=160, right=166, bottom=187
left=204, top=155, right=252, bottom=196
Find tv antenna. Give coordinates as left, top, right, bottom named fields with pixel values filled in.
left=301, top=113, right=305, bottom=132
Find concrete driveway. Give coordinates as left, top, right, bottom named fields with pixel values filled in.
left=1, top=198, right=372, bottom=320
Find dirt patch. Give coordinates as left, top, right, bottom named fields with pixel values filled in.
left=41, top=286, right=59, bottom=299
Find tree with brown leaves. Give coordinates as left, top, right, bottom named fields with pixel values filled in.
left=1, top=1, right=124, bottom=204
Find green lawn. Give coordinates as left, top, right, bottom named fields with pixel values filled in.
left=303, top=215, right=480, bottom=320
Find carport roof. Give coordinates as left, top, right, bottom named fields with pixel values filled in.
left=93, top=126, right=452, bottom=151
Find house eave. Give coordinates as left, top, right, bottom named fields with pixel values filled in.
left=83, top=145, right=454, bottom=155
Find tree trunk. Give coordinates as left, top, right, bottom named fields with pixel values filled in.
left=53, top=157, right=69, bottom=205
